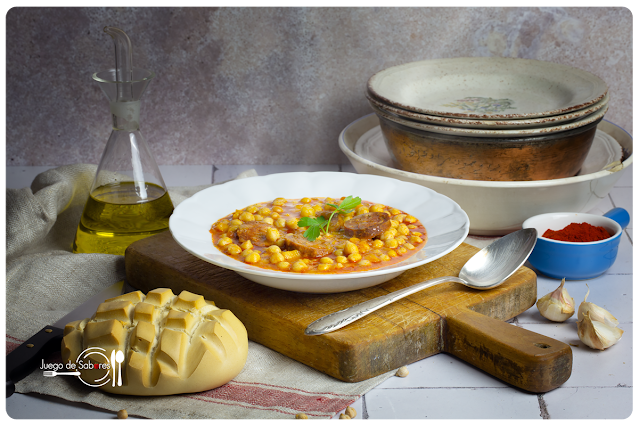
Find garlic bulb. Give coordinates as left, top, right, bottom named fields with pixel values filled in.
left=536, top=278, right=575, bottom=322
left=575, top=284, right=623, bottom=350
left=577, top=285, right=619, bottom=328
left=577, top=311, right=624, bottom=350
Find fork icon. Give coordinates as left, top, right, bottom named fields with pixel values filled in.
left=43, top=371, right=81, bottom=377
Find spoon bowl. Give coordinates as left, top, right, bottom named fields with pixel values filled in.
left=115, top=350, right=124, bottom=387
left=305, top=228, right=538, bottom=335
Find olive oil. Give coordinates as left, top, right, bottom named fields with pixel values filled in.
left=73, top=181, right=174, bottom=255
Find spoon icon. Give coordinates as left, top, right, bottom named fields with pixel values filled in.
left=305, top=228, right=538, bottom=335
left=115, top=350, right=124, bottom=386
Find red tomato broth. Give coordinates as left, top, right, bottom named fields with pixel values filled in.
left=209, top=197, right=428, bottom=274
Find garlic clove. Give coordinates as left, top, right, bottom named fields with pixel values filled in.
left=536, top=278, right=575, bottom=322
left=577, top=284, right=619, bottom=328
left=577, top=311, right=624, bottom=350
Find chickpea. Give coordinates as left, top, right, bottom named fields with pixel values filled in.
left=335, top=262, right=344, bottom=269
left=245, top=205, right=259, bottom=214
left=334, top=248, right=344, bottom=256
left=411, top=231, right=423, bottom=236
left=245, top=252, right=261, bottom=264
left=266, top=245, right=281, bottom=254
left=359, top=242, right=371, bottom=253
left=240, top=240, right=253, bottom=250
left=387, top=249, right=398, bottom=258
left=282, top=250, right=301, bottom=261
left=385, top=239, right=399, bottom=249
left=335, top=255, right=348, bottom=264
left=239, top=212, right=255, bottom=222
left=370, top=204, right=385, bottom=213
left=273, top=198, right=286, bottom=206
left=389, top=208, right=401, bottom=215
left=410, top=236, right=423, bottom=244
left=403, top=243, right=416, bottom=250
left=349, top=237, right=360, bottom=244
left=355, top=205, right=369, bottom=215
left=390, top=220, right=399, bottom=229
left=301, top=197, right=312, bottom=204
left=258, top=207, right=271, bottom=216
left=317, top=264, right=332, bottom=272
left=393, top=214, right=407, bottom=223
left=266, top=227, right=280, bottom=243
left=230, top=219, right=243, bottom=226
left=226, top=244, right=241, bottom=255
left=408, top=224, right=417, bottom=229
left=398, top=223, right=410, bottom=236
left=278, top=261, right=290, bottom=270
left=270, top=212, right=280, bottom=219
left=404, top=215, right=417, bottom=224
left=270, top=252, right=285, bottom=264
left=213, top=220, right=230, bottom=233
left=300, top=205, right=315, bottom=218
left=253, top=214, right=264, bottom=221
left=272, top=206, right=284, bottom=213
left=344, top=241, right=359, bottom=255
left=228, top=224, right=239, bottom=233
left=274, top=218, right=287, bottom=228
left=380, top=254, right=391, bottom=262
left=320, top=257, right=334, bottom=264
left=347, top=253, right=362, bottom=263
left=397, top=246, right=408, bottom=255
left=241, top=248, right=253, bottom=257
left=262, top=217, right=274, bottom=225
left=217, top=237, right=233, bottom=247
left=365, top=254, right=381, bottom=263
left=291, top=260, right=308, bottom=272
left=372, top=239, right=384, bottom=248
left=358, top=259, right=372, bottom=267
left=313, top=204, right=322, bottom=212
left=285, top=218, right=299, bottom=230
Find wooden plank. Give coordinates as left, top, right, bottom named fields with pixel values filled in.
left=125, top=231, right=572, bottom=391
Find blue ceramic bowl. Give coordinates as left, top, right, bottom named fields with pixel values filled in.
left=522, top=208, right=629, bottom=280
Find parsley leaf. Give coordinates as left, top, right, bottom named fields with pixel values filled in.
left=298, top=216, right=327, bottom=241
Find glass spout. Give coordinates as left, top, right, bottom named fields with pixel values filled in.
left=104, top=26, right=134, bottom=101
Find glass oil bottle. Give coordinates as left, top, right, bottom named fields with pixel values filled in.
left=73, top=27, right=173, bottom=255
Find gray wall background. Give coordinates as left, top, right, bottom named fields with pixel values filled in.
left=5, top=7, right=632, bottom=167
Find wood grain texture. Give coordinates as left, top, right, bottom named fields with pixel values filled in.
left=125, top=231, right=572, bottom=391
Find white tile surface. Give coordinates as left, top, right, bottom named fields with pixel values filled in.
left=5, top=162, right=633, bottom=420
left=542, top=386, right=633, bottom=419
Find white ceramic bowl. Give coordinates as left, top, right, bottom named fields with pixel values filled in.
left=339, top=114, right=632, bottom=236
left=367, top=57, right=608, bottom=119
left=169, top=172, right=469, bottom=293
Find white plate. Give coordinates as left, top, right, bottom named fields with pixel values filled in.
left=339, top=114, right=632, bottom=236
left=366, top=92, right=609, bottom=129
left=169, top=172, right=469, bottom=293
left=355, top=125, right=623, bottom=176
left=367, top=57, right=608, bottom=119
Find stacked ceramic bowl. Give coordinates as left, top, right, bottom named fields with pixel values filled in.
left=366, top=57, right=610, bottom=181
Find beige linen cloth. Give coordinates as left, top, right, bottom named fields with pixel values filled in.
left=6, top=164, right=395, bottom=419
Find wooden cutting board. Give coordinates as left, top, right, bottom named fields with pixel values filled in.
left=125, top=231, right=572, bottom=393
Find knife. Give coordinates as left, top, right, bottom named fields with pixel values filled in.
left=5, top=280, right=132, bottom=397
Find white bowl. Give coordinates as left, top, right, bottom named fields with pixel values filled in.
left=367, top=57, right=608, bottom=119
left=169, top=172, right=469, bottom=293
left=339, top=114, right=632, bottom=236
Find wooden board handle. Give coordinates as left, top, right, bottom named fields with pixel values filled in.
left=444, top=306, right=572, bottom=393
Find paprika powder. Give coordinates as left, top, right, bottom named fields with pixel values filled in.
left=542, top=222, right=612, bottom=242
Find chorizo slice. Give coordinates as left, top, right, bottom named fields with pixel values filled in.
left=318, top=210, right=345, bottom=232
left=284, top=233, right=334, bottom=258
left=236, top=221, right=272, bottom=246
left=344, top=212, right=391, bottom=239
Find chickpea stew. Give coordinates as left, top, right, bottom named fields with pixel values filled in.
left=210, top=196, right=428, bottom=274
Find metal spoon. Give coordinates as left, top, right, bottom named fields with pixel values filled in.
left=305, top=228, right=538, bottom=336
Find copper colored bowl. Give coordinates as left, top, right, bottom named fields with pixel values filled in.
left=379, top=115, right=602, bottom=181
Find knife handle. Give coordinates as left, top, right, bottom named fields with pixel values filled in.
left=6, top=325, right=64, bottom=397
left=444, top=307, right=572, bottom=393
